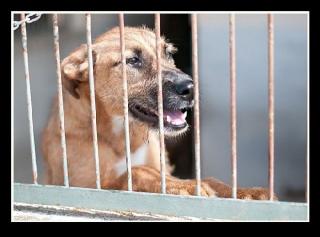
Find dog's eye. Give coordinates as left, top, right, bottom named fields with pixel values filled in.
left=126, top=56, right=142, bottom=67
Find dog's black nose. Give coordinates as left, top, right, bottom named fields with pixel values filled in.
left=175, top=79, right=194, bottom=99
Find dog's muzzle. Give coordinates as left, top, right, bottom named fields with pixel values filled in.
left=129, top=69, right=194, bottom=135
left=161, top=70, right=194, bottom=130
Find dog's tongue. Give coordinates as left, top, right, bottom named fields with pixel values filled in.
left=164, top=110, right=187, bottom=125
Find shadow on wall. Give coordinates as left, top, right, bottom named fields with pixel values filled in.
left=14, top=14, right=307, bottom=202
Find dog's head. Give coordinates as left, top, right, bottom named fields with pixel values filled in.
left=61, top=26, right=194, bottom=136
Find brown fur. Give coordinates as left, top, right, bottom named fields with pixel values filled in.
left=42, top=26, right=274, bottom=199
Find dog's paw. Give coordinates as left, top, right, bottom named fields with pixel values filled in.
left=166, top=180, right=216, bottom=197
left=237, top=187, right=278, bottom=200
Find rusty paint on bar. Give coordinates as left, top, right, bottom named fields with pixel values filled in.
left=86, top=14, right=101, bottom=189
left=118, top=14, right=133, bottom=191
left=268, top=14, right=275, bottom=201
left=52, top=14, right=69, bottom=187
left=191, top=14, right=201, bottom=196
left=229, top=14, right=237, bottom=199
left=155, top=14, right=166, bottom=194
left=20, top=13, right=38, bottom=185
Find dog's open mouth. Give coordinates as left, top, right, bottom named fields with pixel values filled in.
left=130, top=104, right=188, bottom=131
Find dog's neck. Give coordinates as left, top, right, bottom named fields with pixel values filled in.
left=97, top=101, right=152, bottom=156
left=63, top=91, right=152, bottom=157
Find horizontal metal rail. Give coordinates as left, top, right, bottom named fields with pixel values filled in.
left=14, top=183, right=308, bottom=221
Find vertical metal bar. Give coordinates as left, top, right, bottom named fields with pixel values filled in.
left=191, top=14, right=201, bottom=196
left=85, top=14, right=101, bottom=189
left=268, top=14, right=275, bottom=201
left=155, top=14, right=166, bottom=194
left=305, top=13, right=309, bottom=204
left=305, top=146, right=308, bottom=203
left=52, top=14, right=69, bottom=187
left=306, top=13, right=309, bottom=205
left=229, top=14, right=237, bottom=199
left=118, top=13, right=133, bottom=191
left=20, top=13, right=38, bottom=185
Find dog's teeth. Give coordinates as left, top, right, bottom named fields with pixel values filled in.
left=163, top=111, right=187, bottom=126
left=183, top=111, right=187, bottom=119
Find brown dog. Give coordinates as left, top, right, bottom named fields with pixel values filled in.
left=42, top=26, right=272, bottom=199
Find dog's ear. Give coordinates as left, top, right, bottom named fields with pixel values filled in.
left=61, top=44, right=97, bottom=99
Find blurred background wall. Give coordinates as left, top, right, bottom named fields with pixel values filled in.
left=13, top=13, right=307, bottom=202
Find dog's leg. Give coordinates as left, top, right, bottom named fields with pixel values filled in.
left=43, top=166, right=52, bottom=185
left=203, top=177, right=276, bottom=200
left=105, top=166, right=216, bottom=197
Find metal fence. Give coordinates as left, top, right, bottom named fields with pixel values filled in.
left=13, top=12, right=308, bottom=221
